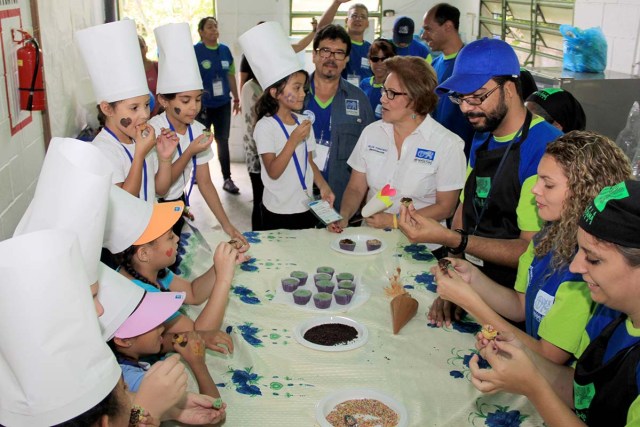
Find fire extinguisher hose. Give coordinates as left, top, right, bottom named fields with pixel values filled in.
left=26, top=37, right=41, bottom=111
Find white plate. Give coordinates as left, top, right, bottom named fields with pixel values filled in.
left=294, top=316, right=368, bottom=352
left=330, top=234, right=386, bottom=256
left=272, top=275, right=370, bottom=313
left=316, top=388, right=409, bottom=427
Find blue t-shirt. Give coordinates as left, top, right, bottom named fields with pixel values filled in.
left=431, top=53, right=475, bottom=157
left=194, top=42, right=235, bottom=109
left=120, top=361, right=150, bottom=392
left=395, top=39, right=430, bottom=59
left=342, top=40, right=372, bottom=84
left=359, top=77, right=383, bottom=119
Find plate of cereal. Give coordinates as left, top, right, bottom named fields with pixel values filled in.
left=293, top=316, right=368, bottom=352
left=316, top=388, right=408, bottom=427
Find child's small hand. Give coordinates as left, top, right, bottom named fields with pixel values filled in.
left=173, top=331, right=206, bottom=366
left=188, top=133, right=214, bottom=155
left=213, top=242, right=238, bottom=287
left=156, top=127, right=179, bottom=161
left=290, top=119, right=312, bottom=145
left=135, top=124, right=157, bottom=157
left=197, top=329, right=234, bottom=354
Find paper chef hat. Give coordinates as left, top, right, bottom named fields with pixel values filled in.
left=0, top=230, right=121, bottom=426
left=97, top=263, right=186, bottom=340
left=239, top=21, right=303, bottom=89
left=75, top=19, right=149, bottom=103
left=155, top=23, right=203, bottom=94
left=14, top=138, right=112, bottom=285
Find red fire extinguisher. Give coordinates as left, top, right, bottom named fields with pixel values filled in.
left=12, top=29, right=46, bottom=111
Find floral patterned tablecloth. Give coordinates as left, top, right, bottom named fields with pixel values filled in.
left=175, top=227, right=542, bottom=427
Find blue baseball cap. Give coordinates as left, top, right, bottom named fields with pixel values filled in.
left=436, top=38, right=520, bottom=96
left=393, top=16, right=414, bottom=46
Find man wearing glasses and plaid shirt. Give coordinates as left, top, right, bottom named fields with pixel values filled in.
left=401, top=38, right=562, bottom=326
left=303, top=25, right=374, bottom=212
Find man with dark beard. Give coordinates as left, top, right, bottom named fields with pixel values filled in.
left=398, top=38, right=561, bottom=326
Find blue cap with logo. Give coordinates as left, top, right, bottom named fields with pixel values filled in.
left=393, top=16, right=414, bottom=46
left=436, top=38, right=520, bottom=96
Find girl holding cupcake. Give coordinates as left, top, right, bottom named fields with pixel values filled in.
left=75, top=20, right=178, bottom=202
left=148, top=23, right=248, bottom=249
left=240, top=22, right=335, bottom=230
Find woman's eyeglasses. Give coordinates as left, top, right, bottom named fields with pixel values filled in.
left=381, top=87, right=408, bottom=100
left=369, top=56, right=386, bottom=63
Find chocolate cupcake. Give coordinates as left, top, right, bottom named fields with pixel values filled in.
left=400, top=197, right=413, bottom=207
left=281, top=277, right=300, bottom=292
left=314, top=272, right=332, bottom=284
left=339, top=238, right=356, bottom=251
left=366, top=239, right=382, bottom=251
left=316, top=266, right=335, bottom=278
left=334, top=289, right=354, bottom=305
left=313, top=292, right=333, bottom=309
left=292, top=289, right=312, bottom=305
left=316, top=279, right=335, bottom=294
left=336, top=272, right=354, bottom=282
left=290, top=270, right=308, bottom=286
left=337, top=280, right=356, bottom=293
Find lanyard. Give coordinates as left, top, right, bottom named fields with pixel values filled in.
left=168, top=121, right=196, bottom=207
left=104, top=126, right=148, bottom=201
left=471, top=110, right=532, bottom=234
left=272, top=114, right=308, bottom=193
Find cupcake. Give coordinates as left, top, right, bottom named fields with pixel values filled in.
left=339, top=239, right=356, bottom=251
left=316, top=266, right=335, bottom=278
left=337, top=280, right=356, bottom=293
left=292, top=289, right=312, bottom=305
left=316, top=279, right=335, bottom=294
left=281, top=277, right=300, bottom=292
left=314, top=272, right=332, bottom=284
left=336, top=272, right=354, bottom=282
left=313, top=292, right=333, bottom=309
left=290, top=270, right=308, bottom=286
left=334, top=289, right=354, bottom=305
left=366, top=239, right=382, bottom=251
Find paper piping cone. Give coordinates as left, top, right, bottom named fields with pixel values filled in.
left=362, top=196, right=392, bottom=217
left=391, top=293, right=418, bottom=334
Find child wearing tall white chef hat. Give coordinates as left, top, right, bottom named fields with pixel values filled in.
left=240, top=22, right=335, bottom=230
left=148, top=22, right=248, bottom=251
left=75, top=19, right=178, bottom=202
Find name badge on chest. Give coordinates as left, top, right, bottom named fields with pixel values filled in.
left=345, top=99, right=360, bottom=117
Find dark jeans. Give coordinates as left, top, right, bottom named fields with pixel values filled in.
left=249, top=172, right=265, bottom=231
left=260, top=204, right=320, bottom=231
left=198, top=103, right=232, bottom=180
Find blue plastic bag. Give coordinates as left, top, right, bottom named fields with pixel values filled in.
left=559, top=25, right=607, bottom=73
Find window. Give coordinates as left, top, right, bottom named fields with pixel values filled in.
left=290, top=0, right=382, bottom=43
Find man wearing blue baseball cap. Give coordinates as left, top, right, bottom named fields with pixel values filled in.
left=392, top=16, right=430, bottom=60
left=399, top=38, right=562, bottom=324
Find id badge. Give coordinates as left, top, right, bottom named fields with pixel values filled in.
left=313, top=139, right=330, bottom=172
left=360, top=57, right=370, bottom=70
left=212, top=78, right=224, bottom=97
left=347, top=74, right=360, bottom=87
left=308, top=199, right=342, bottom=225
left=465, top=253, right=485, bottom=267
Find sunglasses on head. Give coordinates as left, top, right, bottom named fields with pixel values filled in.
left=369, top=56, right=386, bottom=63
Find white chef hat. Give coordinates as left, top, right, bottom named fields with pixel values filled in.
left=239, top=21, right=304, bottom=89
left=155, top=22, right=203, bottom=94
left=0, top=229, right=121, bottom=426
left=14, top=137, right=112, bottom=285
left=75, top=19, right=149, bottom=103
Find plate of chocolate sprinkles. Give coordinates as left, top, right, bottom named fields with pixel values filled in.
left=294, top=316, right=368, bottom=352
left=316, top=388, right=408, bottom=427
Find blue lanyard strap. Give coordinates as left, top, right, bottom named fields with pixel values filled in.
left=169, top=121, right=196, bottom=206
left=272, top=114, right=308, bottom=192
left=104, top=126, right=148, bottom=201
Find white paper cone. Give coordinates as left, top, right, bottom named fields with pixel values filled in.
left=361, top=197, right=392, bottom=218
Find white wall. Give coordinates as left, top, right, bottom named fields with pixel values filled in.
left=0, top=0, right=45, bottom=239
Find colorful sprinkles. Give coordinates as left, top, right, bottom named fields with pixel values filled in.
left=326, top=398, right=399, bottom=426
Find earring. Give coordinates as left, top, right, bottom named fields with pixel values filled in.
left=411, top=113, right=416, bottom=119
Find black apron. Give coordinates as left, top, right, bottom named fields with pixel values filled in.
left=462, top=111, right=532, bottom=288
left=574, top=314, right=640, bottom=426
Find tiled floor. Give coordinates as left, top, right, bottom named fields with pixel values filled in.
left=188, top=157, right=254, bottom=235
